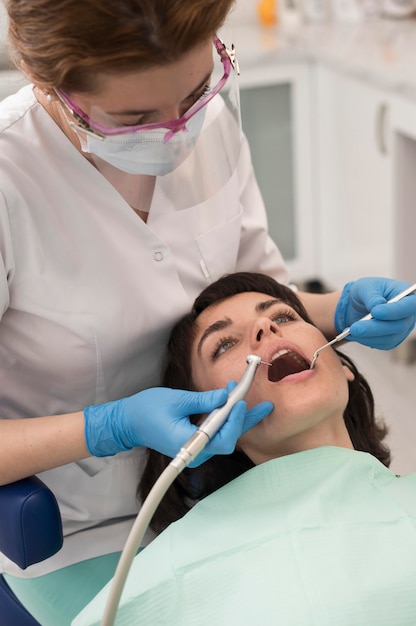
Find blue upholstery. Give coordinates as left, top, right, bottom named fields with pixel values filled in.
left=0, top=476, right=63, bottom=625
left=0, top=575, right=42, bottom=626
left=0, top=475, right=63, bottom=569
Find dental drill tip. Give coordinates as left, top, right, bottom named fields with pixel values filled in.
left=246, top=355, right=271, bottom=367
left=246, top=354, right=262, bottom=365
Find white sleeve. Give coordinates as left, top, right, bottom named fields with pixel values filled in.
left=236, top=133, right=290, bottom=285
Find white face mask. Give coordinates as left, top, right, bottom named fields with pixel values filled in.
left=78, top=106, right=206, bottom=176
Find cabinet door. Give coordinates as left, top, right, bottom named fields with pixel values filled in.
left=389, top=94, right=416, bottom=286
left=314, top=66, right=394, bottom=289
left=239, top=64, right=315, bottom=283
left=240, top=82, right=295, bottom=261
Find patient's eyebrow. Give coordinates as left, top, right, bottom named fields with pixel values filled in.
left=197, top=317, right=232, bottom=356
left=255, top=299, right=283, bottom=313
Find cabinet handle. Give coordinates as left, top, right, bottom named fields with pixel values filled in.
left=375, top=101, right=389, bottom=156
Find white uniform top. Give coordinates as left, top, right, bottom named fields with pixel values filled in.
left=0, top=85, right=288, bottom=577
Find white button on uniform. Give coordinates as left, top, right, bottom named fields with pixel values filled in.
left=153, top=251, right=164, bottom=262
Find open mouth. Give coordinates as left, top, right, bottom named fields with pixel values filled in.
left=268, top=349, right=310, bottom=382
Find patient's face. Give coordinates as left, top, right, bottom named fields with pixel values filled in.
left=191, top=291, right=354, bottom=464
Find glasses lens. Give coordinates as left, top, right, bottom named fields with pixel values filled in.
left=83, top=43, right=231, bottom=137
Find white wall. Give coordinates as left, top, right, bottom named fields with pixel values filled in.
left=228, top=0, right=261, bottom=23
left=0, top=3, right=6, bottom=36
left=0, top=3, right=10, bottom=66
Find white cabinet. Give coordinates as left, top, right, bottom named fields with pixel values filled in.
left=314, top=66, right=395, bottom=289
left=389, top=94, right=416, bottom=286
left=314, top=64, right=416, bottom=290
left=238, top=62, right=316, bottom=283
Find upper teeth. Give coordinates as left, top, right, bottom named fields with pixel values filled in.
left=271, top=349, right=290, bottom=361
left=270, top=349, right=308, bottom=368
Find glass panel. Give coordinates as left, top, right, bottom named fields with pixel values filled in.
left=240, top=83, right=296, bottom=261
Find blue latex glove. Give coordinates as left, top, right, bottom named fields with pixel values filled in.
left=84, top=385, right=273, bottom=465
left=188, top=381, right=274, bottom=468
left=335, top=277, right=416, bottom=349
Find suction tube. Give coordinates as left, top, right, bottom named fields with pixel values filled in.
left=100, top=354, right=262, bottom=626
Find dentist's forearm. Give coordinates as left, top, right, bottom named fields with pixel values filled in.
left=0, top=411, right=90, bottom=485
left=298, top=290, right=342, bottom=340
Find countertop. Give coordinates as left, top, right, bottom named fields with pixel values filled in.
left=220, top=17, right=416, bottom=101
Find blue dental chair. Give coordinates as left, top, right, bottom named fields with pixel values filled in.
left=0, top=476, right=63, bottom=625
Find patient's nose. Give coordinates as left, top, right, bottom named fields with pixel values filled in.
left=253, top=318, right=281, bottom=344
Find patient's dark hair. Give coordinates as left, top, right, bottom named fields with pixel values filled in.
left=139, top=272, right=390, bottom=533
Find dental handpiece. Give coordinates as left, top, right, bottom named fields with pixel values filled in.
left=310, top=282, right=416, bottom=369
left=169, top=354, right=262, bottom=473
left=101, top=354, right=263, bottom=626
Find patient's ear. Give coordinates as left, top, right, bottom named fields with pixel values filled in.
left=342, top=362, right=355, bottom=382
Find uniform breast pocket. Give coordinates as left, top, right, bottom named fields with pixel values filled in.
left=195, top=205, right=243, bottom=282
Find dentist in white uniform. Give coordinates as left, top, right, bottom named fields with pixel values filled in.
left=0, top=0, right=415, bottom=598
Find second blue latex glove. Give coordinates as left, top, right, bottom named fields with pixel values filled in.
left=335, top=277, right=416, bottom=350
left=84, top=386, right=273, bottom=462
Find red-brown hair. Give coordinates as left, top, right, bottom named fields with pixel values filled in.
left=6, top=0, right=235, bottom=92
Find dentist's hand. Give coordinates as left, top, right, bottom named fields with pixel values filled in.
left=84, top=386, right=273, bottom=462
left=188, top=380, right=274, bottom=467
left=335, top=277, right=416, bottom=349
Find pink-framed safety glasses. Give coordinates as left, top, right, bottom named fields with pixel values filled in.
left=54, top=35, right=239, bottom=141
